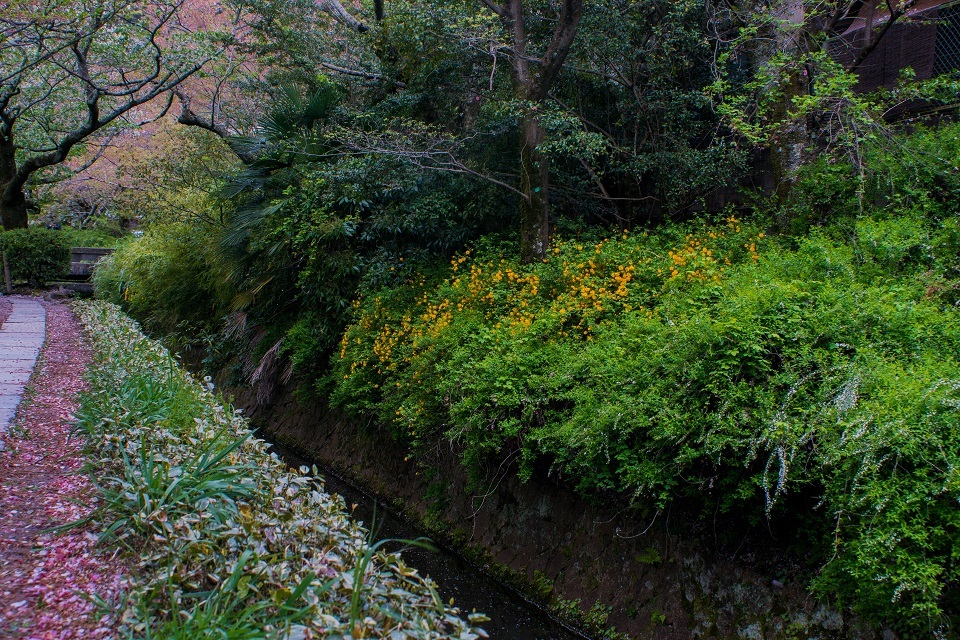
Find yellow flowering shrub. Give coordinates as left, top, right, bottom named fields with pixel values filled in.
left=332, top=209, right=960, bottom=633
left=333, top=216, right=767, bottom=448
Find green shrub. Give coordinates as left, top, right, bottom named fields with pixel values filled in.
left=93, top=223, right=229, bottom=335
left=0, top=227, right=70, bottom=286
left=331, top=208, right=960, bottom=632
left=57, top=226, right=119, bottom=248
left=789, top=123, right=960, bottom=234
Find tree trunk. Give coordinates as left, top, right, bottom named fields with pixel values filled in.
left=766, top=0, right=809, bottom=207
left=0, top=191, right=28, bottom=231
left=0, top=142, right=28, bottom=230
left=489, top=0, right=582, bottom=261
left=502, top=0, right=548, bottom=264
left=770, top=69, right=809, bottom=205
left=519, top=113, right=549, bottom=263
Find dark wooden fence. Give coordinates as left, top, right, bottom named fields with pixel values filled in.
left=70, top=247, right=114, bottom=278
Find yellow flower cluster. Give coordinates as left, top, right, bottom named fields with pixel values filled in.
left=665, top=234, right=724, bottom=282
left=418, top=299, right=453, bottom=339
left=339, top=222, right=766, bottom=385
left=545, top=238, right=653, bottom=338
left=744, top=232, right=764, bottom=261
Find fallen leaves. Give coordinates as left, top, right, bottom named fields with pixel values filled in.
left=0, top=299, right=126, bottom=639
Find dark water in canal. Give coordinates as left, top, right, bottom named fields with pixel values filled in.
left=268, top=442, right=587, bottom=640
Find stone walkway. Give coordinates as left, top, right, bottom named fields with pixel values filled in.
left=0, top=297, right=46, bottom=446
left=0, top=300, right=123, bottom=639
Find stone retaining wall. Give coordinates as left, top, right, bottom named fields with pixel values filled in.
left=230, top=384, right=879, bottom=640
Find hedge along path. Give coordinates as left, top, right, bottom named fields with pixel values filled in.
left=0, top=299, right=125, bottom=639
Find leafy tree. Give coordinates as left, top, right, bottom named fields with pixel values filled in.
left=710, top=0, right=948, bottom=201
left=477, top=0, right=583, bottom=261
left=49, top=125, right=242, bottom=229
left=0, top=0, right=226, bottom=229
left=302, top=1, right=738, bottom=258
left=245, top=0, right=585, bottom=261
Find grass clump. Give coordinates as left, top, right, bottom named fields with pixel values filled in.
left=73, top=300, right=488, bottom=639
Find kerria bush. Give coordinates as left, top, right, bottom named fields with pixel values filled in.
left=333, top=214, right=763, bottom=435
left=73, top=301, right=488, bottom=639
left=332, top=209, right=960, bottom=631
left=332, top=213, right=769, bottom=486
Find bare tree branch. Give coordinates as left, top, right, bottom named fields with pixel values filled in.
left=176, top=88, right=258, bottom=164
left=318, top=61, right=406, bottom=87
left=328, top=126, right=528, bottom=198
left=10, top=61, right=207, bottom=195
left=535, top=0, right=583, bottom=100
left=478, top=0, right=505, bottom=16
left=30, top=131, right=120, bottom=185
left=847, top=0, right=917, bottom=73
left=0, top=13, right=113, bottom=85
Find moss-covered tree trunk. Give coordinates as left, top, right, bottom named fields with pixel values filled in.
left=518, top=112, right=549, bottom=262
left=770, top=68, right=809, bottom=205
left=493, top=0, right=582, bottom=263
left=768, top=0, right=809, bottom=206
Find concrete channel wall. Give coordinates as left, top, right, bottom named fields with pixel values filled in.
left=226, top=384, right=880, bottom=640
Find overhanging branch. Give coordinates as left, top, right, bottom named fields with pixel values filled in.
left=176, top=89, right=258, bottom=164
left=317, top=0, right=370, bottom=32
left=847, top=0, right=917, bottom=73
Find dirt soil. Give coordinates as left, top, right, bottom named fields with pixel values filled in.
left=0, top=300, right=126, bottom=639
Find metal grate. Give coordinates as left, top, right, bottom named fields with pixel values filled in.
left=933, top=3, right=960, bottom=76
left=826, top=31, right=858, bottom=70
left=825, top=1, right=960, bottom=87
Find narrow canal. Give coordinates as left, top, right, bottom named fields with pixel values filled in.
left=269, top=442, right=589, bottom=640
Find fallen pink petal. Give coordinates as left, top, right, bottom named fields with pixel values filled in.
left=0, top=299, right=127, bottom=639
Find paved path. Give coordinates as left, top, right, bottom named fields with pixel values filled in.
left=0, top=297, right=46, bottom=443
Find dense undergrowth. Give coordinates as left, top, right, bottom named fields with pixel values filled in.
left=0, top=226, right=116, bottom=287
left=73, top=301, right=488, bottom=639
left=93, top=121, right=960, bottom=635
left=330, top=132, right=960, bottom=634
left=333, top=212, right=960, bottom=634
